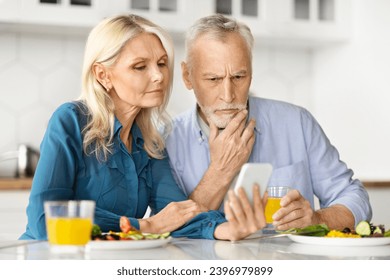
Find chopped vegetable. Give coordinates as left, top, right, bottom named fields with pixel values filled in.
left=279, top=221, right=389, bottom=239
left=91, top=224, right=102, bottom=239
left=120, top=216, right=133, bottom=233
left=374, top=225, right=385, bottom=234
left=356, top=221, right=371, bottom=236
left=281, top=224, right=330, bottom=236
left=91, top=216, right=171, bottom=241
left=326, top=230, right=360, bottom=238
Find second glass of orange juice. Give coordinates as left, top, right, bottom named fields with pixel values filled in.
left=265, top=186, right=290, bottom=224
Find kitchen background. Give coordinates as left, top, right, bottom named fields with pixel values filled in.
left=0, top=0, right=389, bottom=239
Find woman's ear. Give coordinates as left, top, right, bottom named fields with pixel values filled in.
left=181, top=61, right=193, bottom=90
left=92, top=63, right=112, bottom=91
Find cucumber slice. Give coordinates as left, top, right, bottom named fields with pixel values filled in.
left=356, top=221, right=371, bottom=236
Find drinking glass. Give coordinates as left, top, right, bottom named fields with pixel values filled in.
left=44, top=200, right=95, bottom=253
left=264, top=186, right=290, bottom=224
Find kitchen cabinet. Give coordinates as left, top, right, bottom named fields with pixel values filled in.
left=0, top=190, right=29, bottom=240
left=0, top=0, right=351, bottom=48
left=0, top=179, right=31, bottom=240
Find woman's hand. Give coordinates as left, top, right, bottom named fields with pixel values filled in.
left=214, top=184, right=266, bottom=241
left=139, top=200, right=202, bottom=234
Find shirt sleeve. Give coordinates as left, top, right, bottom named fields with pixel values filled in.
left=22, top=104, right=82, bottom=239
left=171, top=211, right=226, bottom=239
left=94, top=207, right=140, bottom=233
left=301, top=109, right=372, bottom=225
left=149, top=153, right=227, bottom=239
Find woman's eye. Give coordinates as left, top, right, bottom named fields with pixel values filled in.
left=158, top=62, right=167, bottom=67
left=134, top=65, right=146, bottom=71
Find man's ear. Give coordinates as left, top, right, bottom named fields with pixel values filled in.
left=181, top=61, right=193, bottom=90
left=92, top=62, right=112, bottom=91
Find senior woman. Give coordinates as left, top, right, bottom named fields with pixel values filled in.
left=20, top=14, right=266, bottom=241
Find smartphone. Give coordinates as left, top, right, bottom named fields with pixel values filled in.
left=233, top=163, right=273, bottom=206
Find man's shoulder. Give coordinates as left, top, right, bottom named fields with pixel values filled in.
left=172, top=109, right=193, bottom=126
left=249, top=96, right=311, bottom=120
left=169, top=109, right=195, bottom=136
left=165, top=109, right=196, bottom=163
left=250, top=96, right=306, bottom=112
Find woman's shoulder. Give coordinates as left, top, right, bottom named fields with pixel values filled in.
left=50, top=101, right=88, bottom=131
left=53, top=101, right=87, bottom=115
left=50, top=101, right=89, bottom=124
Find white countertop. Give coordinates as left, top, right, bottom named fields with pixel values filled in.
left=1, top=237, right=389, bottom=260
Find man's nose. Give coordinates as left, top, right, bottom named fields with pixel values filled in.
left=220, top=79, right=235, bottom=102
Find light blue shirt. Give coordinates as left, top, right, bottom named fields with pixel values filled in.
left=20, top=102, right=226, bottom=240
left=165, top=96, right=372, bottom=226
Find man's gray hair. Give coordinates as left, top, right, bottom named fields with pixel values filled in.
left=184, top=14, right=254, bottom=67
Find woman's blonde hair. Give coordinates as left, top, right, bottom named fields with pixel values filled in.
left=79, top=14, right=173, bottom=160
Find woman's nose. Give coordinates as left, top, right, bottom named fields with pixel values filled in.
left=151, top=68, right=163, bottom=83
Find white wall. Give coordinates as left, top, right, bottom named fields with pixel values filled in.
left=313, top=0, right=390, bottom=181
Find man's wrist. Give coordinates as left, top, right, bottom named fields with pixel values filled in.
left=207, top=162, right=237, bottom=186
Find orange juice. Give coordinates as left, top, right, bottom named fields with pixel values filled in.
left=265, top=197, right=281, bottom=223
left=47, top=217, right=92, bottom=245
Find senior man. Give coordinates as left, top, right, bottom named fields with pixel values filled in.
left=165, top=14, right=372, bottom=231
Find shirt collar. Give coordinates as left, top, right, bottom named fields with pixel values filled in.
left=190, top=105, right=206, bottom=144
left=113, top=116, right=145, bottom=150
left=248, top=96, right=262, bottom=135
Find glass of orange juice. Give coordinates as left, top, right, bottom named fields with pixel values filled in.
left=264, top=186, right=290, bottom=225
left=44, top=200, right=95, bottom=253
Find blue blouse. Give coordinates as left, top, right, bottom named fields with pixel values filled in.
left=19, top=102, right=226, bottom=240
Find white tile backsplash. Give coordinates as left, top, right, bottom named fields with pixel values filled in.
left=0, top=64, right=41, bottom=113
left=18, top=105, right=53, bottom=149
left=0, top=33, right=18, bottom=66
left=0, top=109, right=17, bottom=149
left=19, top=33, right=64, bottom=72
left=41, top=64, right=81, bottom=107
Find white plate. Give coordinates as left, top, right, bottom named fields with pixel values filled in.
left=287, top=242, right=390, bottom=257
left=288, top=235, right=390, bottom=246
left=86, top=237, right=171, bottom=250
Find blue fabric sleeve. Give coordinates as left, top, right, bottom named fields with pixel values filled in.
left=149, top=153, right=189, bottom=212
left=301, top=109, right=372, bottom=225
left=21, top=104, right=81, bottom=239
left=148, top=153, right=227, bottom=239
left=171, top=211, right=227, bottom=240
